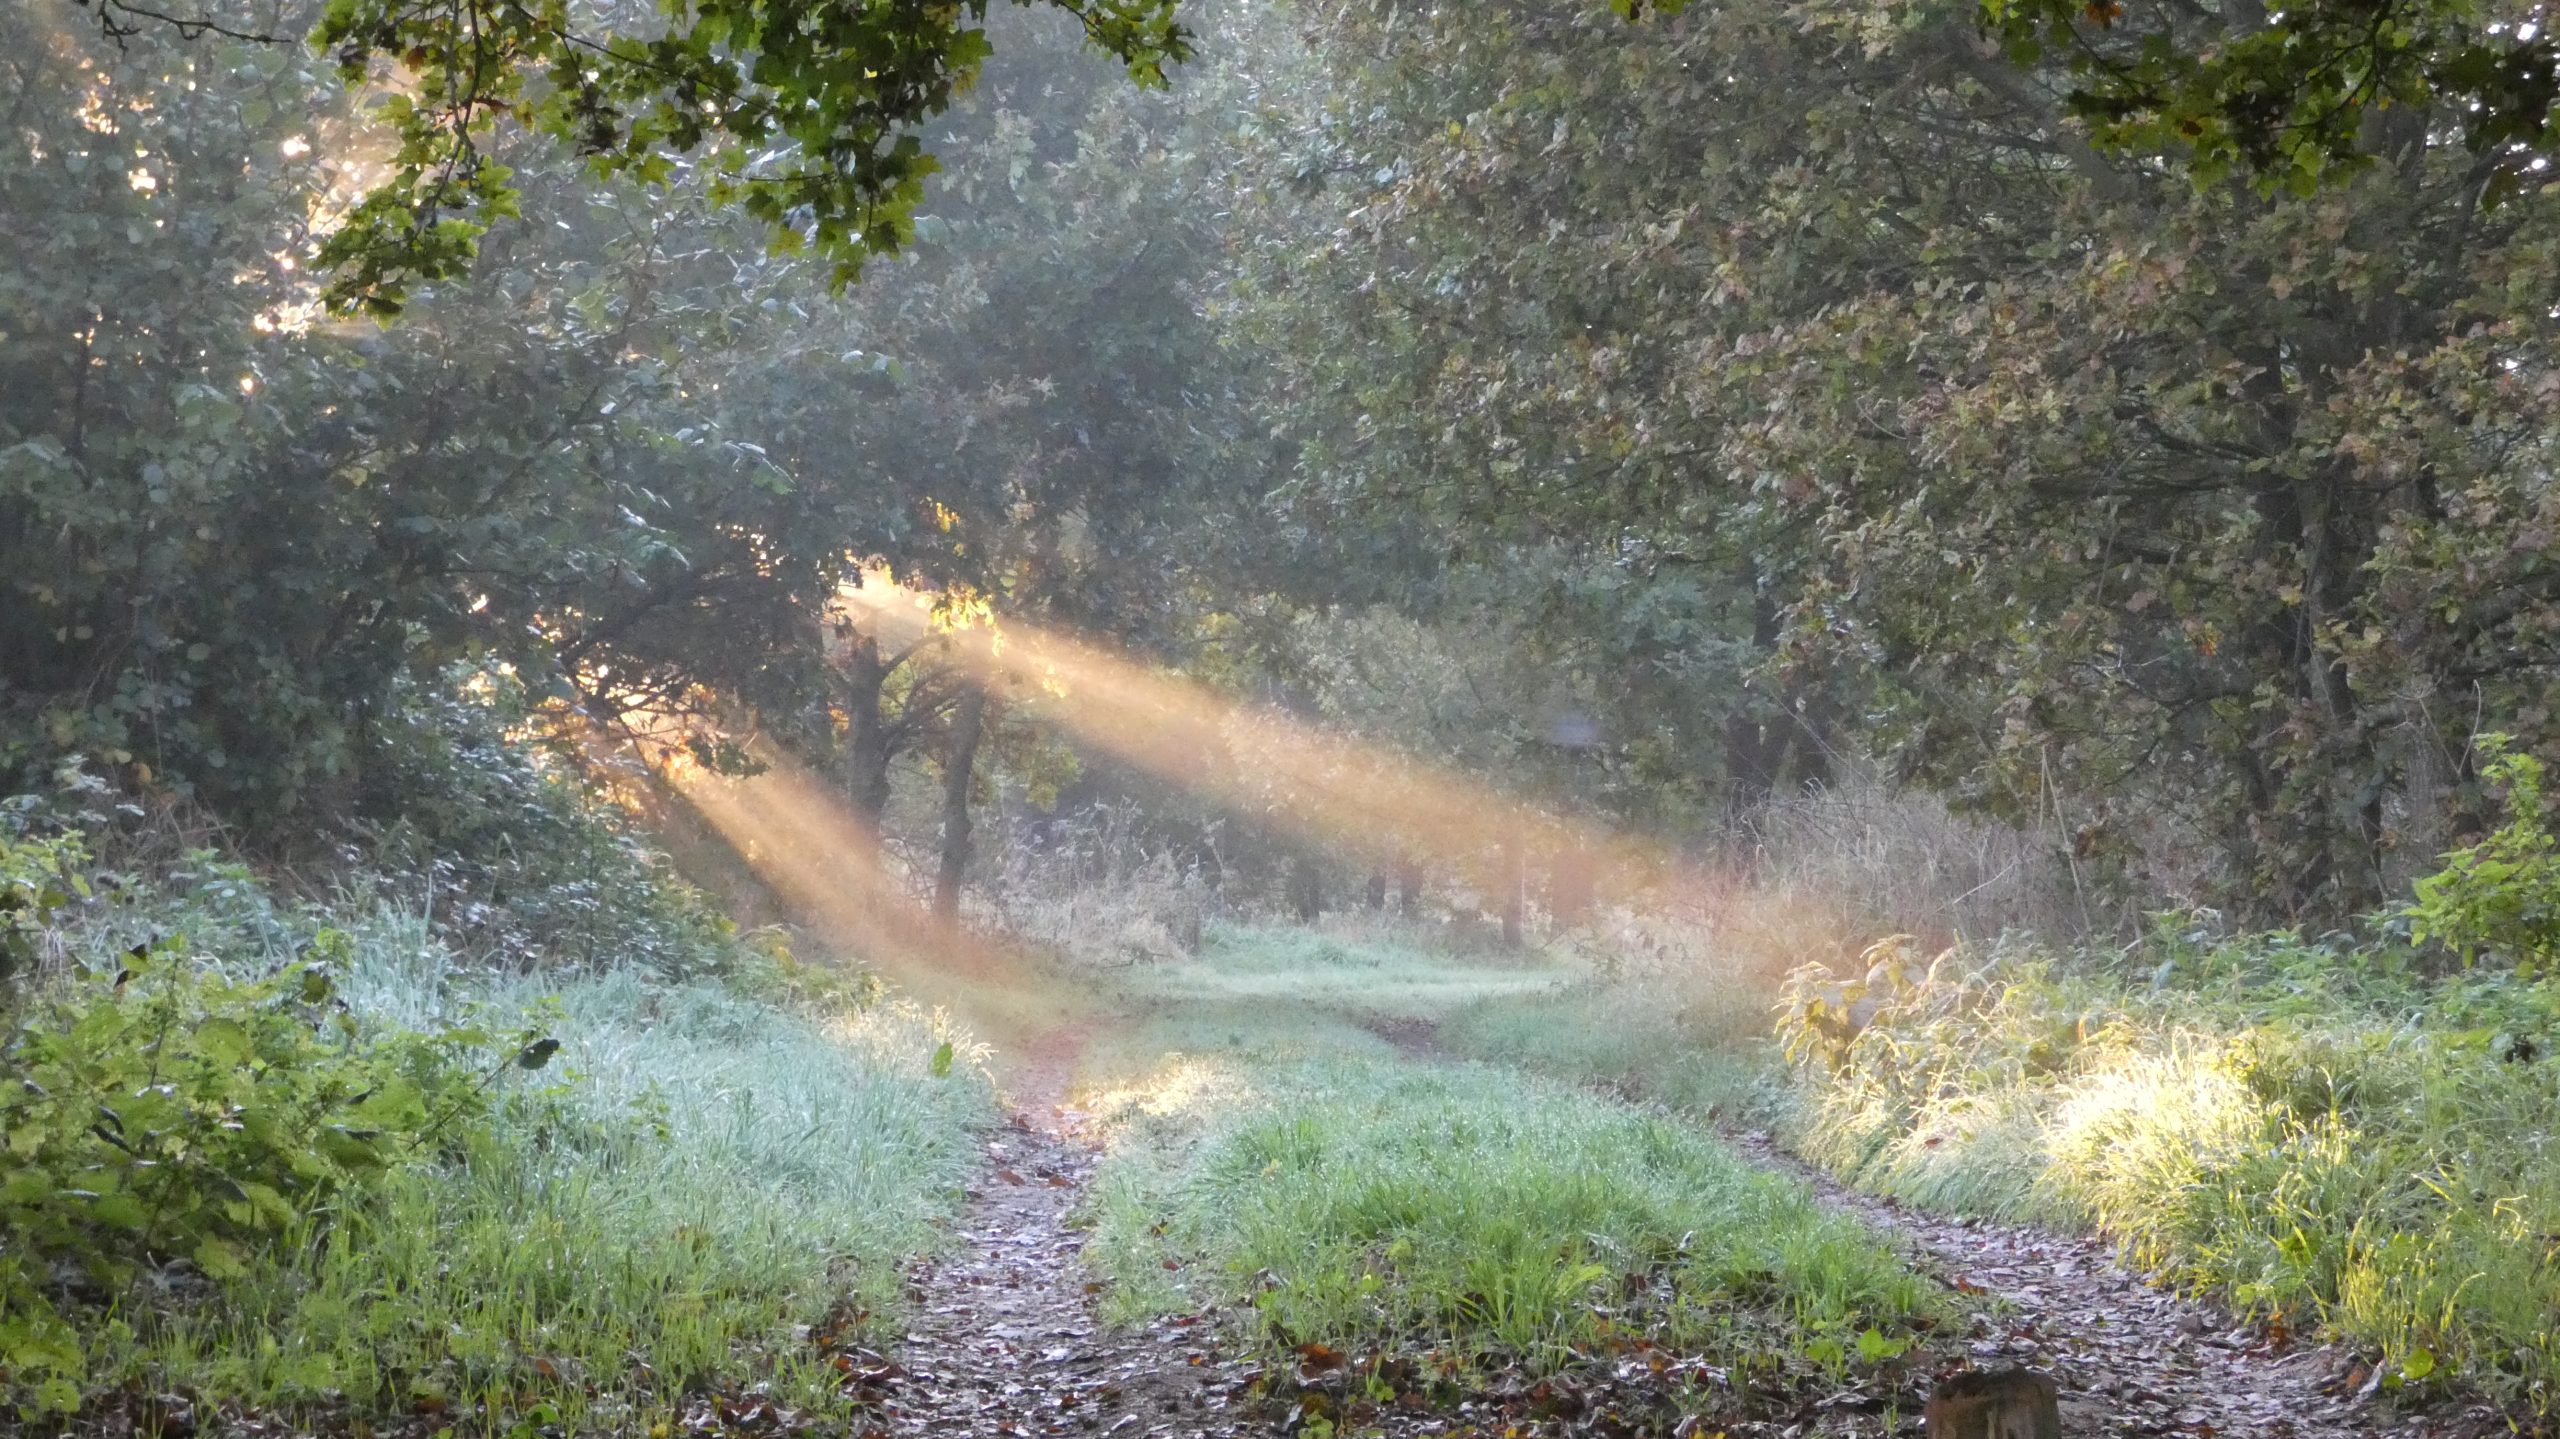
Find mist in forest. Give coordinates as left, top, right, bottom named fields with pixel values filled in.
left=11, top=0, right=2560, bottom=1431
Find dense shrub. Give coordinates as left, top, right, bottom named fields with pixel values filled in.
left=0, top=838, right=513, bottom=1415
left=356, top=673, right=741, bottom=979
left=2409, top=737, right=2560, bottom=972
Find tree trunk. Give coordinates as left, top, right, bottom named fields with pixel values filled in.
left=1548, top=846, right=1595, bottom=929
left=1782, top=685, right=1838, bottom=793
left=1499, top=841, right=1525, bottom=948
left=1289, top=853, right=1324, bottom=923
left=934, top=686, right=988, bottom=925
left=2294, top=465, right=2386, bottom=911
left=1724, top=558, right=1787, bottom=812
left=839, top=631, right=896, bottom=827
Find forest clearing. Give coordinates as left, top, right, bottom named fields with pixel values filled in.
left=11, top=0, right=2560, bottom=1434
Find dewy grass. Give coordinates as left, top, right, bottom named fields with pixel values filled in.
left=1084, top=1054, right=1934, bottom=1377
left=1120, top=922, right=1563, bottom=1020
left=109, top=951, right=993, bottom=1431
left=1442, top=975, right=1784, bottom=1125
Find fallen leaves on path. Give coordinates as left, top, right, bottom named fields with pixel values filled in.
left=869, top=1115, right=1265, bottom=1439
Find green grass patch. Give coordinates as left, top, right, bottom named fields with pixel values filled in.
left=1442, top=974, right=1783, bottom=1125
left=1083, top=1053, right=1935, bottom=1385
left=128, top=968, right=992, bottom=1431
left=1115, top=922, right=1563, bottom=1020
left=1062, top=919, right=1579, bottom=1105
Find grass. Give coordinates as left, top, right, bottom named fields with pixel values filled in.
left=1441, top=973, right=1782, bottom=1124
left=1782, top=929, right=2560, bottom=1411
left=1062, top=922, right=1937, bottom=1410
left=1081, top=1052, right=1935, bottom=1384
left=1123, top=920, right=1562, bottom=1017
left=128, top=965, right=992, bottom=1430
left=7, top=831, right=994, bottom=1433
left=1058, top=919, right=1571, bottom=1099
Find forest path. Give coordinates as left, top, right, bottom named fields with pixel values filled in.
left=825, top=912, right=2503, bottom=1438
left=870, top=1109, right=1263, bottom=1439
left=1336, top=1009, right=2488, bottom=1438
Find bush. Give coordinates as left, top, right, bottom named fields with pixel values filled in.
left=0, top=811, right=86, bottom=982
left=0, top=903, right=508, bottom=1415
left=357, top=672, right=740, bottom=979
left=2408, top=735, right=2560, bottom=971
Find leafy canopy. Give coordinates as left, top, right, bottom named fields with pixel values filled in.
left=289, top=0, right=1189, bottom=313
left=1626, top=0, right=2559, bottom=201
left=1979, top=0, right=2560, bottom=201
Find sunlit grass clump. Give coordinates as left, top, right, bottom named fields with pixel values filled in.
left=1084, top=1055, right=1933, bottom=1375
left=1784, top=934, right=2560, bottom=1409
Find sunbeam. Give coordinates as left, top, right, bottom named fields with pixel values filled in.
left=835, top=577, right=1678, bottom=910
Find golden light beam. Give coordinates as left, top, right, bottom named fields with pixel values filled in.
left=618, top=726, right=1109, bottom=1106
left=648, top=737, right=1027, bottom=989
left=837, top=580, right=1667, bottom=904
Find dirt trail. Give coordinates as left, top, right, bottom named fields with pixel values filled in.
left=1735, top=1136, right=2500, bottom=1439
left=1347, top=1012, right=2497, bottom=1436
left=834, top=947, right=2512, bottom=1439
left=870, top=1108, right=1263, bottom=1439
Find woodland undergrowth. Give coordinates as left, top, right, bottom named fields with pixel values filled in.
left=0, top=775, right=991, bottom=1435
left=1775, top=745, right=2560, bottom=1415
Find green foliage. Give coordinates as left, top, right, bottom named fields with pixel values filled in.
left=0, top=922, right=500, bottom=1414
left=0, top=811, right=991, bottom=1428
left=1978, top=0, right=2560, bottom=204
left=0, top=819, right=85, bottom=984
left=360, top=673, right=742, bottom=978
left=2409, top=737, right=2560, bottom=970
left=4, top=0, right=1258, bottom=848
left=1781, top=931, right=2560, bottom=1409
left=140, top=970, right=992, bottom=1431
left=288, top=0, right=1190, bottom=313
left=1257, top=0, right=2560, bottom=921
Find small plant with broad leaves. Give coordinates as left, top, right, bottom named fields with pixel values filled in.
left=0, top=823, right=85, bottom=984
left=2408, top=736, right=2560, bottom=972
left=0, top=837, right=537, bottom=1417
left=1778, top=935, right=1954, bottom=1071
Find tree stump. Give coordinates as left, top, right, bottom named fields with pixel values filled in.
left=1924, top=1369, right=2061, bottom=1439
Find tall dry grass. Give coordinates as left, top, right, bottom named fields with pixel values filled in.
left=969, top=800, right=1219, bottom=966
left=1737, top=776, right=2099, bottom=950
